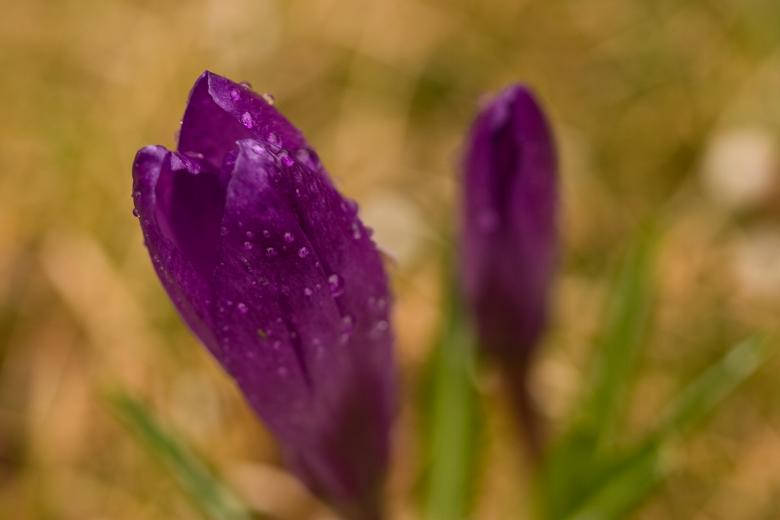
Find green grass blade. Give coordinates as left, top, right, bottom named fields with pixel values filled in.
left=563, top=441, right=667, bottom=520
left=652, top=335, right=769, bottom=440
left=559, top=336, right=771, bottom=520
left=583, top=231, right=656, bottom=448
left=539, top=232, right=656, bottom=519
left=421, top=274, right=481, bottom=520
left=107, top=390, right=256, bottom=520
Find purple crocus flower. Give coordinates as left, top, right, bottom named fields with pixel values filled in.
left=132, top=71, right=396, bottom=519
left=460, top=85, right=557, bottom=449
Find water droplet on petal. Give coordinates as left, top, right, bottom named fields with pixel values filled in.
left=261, top=92, right=275, bottom=105
left=351, top=222, right=362, bottom=240
left=295, top=148, right=320, bottom=169
left=341, top=314, right=354, bottom=331
left=262, top=229, right=271, bottom=238
left=244, top=241, right=253, bottom=250
left=266, top=247, right=277, bottom=257
left=132, top=208, right=139, bottom=217
left=328, top=274, right=344, bottom=297
left=346, top=199, right=359, bottom=214
left=283, top=232, right=294, bottom=243
left=245, top=231, right=254, bottom=239
left=370, top=320, right=389, bottom=338
left=220, top=226, right=228, bottom=237
left=250, top=142, right=266, bottom=156
left=267, top=132, right=281, bottom=150
left=298, top=247, right=309, bottom=258
left=278, top=150, right=294, bottom=167
left=240, top=81, right=252, bottom=89
left=277, top=366, right=288, bottom=377
left=230, top=88, right=240, bottom=101
left=237, top=302, right=248, bottom=314
left=303, top=287, right=313, bottom=296
left=477, top=210, right=499, bottom=232
left=241, top=112, right=254, bottom=129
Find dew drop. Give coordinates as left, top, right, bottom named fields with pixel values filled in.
left=370, top=320, right=389, bottom=338
left=351, top=222, right=362, bottom=240
left=240, top=81, right=252, bottom=89
left=245, top=231, right=254, bottom=239
left=328, top=274, right=344, bottom=297
left=230, top=88, right=240, bottom=101
left=298, top=246, right=309, bottom=258
left=277, top=366, right=288, bottom=377
left=132, top=207, right=139, bottom=217
left=278, top=151, right=294, bottom=167
left=243, top=241, right=253, bottom=250
left=261, top=92, right=275, bottom=105
left=341, top=314, right=354, bottom=332
left=265, top=247, right=277, bottom=257
left=283, top=232, right=294, bottom=243
left=303, top=287, right=313, bottom=296
left=346, top=199, right=359, bottom=214
left=267, top=132, right=281, bottom=150
left=237, top=302, right=248, bottom=314
left=477, top=210, right=499, bottom=232
left=295, top=148, right=320, bottom=169
left=241, top=112, right=254, bottom=129
left=262, top=229, right=271, bottom=238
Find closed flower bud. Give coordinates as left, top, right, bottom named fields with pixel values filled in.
left=460, top=85, right=558, bottom=449
left=132, top=71, right=396, bottom=519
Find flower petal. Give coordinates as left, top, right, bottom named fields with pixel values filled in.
left=178, top=71, right=309, bottom=168
left=132, top=146, right=221, bottom=357
left=209, top=140, right=395, bottom=515
left=461, top=85, right=557, bottom=360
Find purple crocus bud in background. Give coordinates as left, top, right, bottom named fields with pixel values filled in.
left=132, top=71, right=396, bottom=519
left=460, top=85, right=558, bottom=451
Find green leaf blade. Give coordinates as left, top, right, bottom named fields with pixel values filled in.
left=107, top=390, right=256, bottom=520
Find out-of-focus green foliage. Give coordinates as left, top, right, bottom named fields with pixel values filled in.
left=107, top=391, right=256, bottom=520
left=420, top=257, right=481, bottom=520
left=4, top=1, right=780, bottom=518
left=538, top=235, right=771, bottom=520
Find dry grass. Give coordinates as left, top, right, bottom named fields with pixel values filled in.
left=2, top=0, right=780, bottom=518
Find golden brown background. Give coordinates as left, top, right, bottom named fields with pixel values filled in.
left=2, top=0, right=780, bottom=518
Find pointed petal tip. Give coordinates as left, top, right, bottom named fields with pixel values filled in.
left=132, top=145, right=169, bottom=185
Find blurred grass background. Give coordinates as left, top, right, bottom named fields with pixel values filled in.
left=2, top=0, right=780, bottom=518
